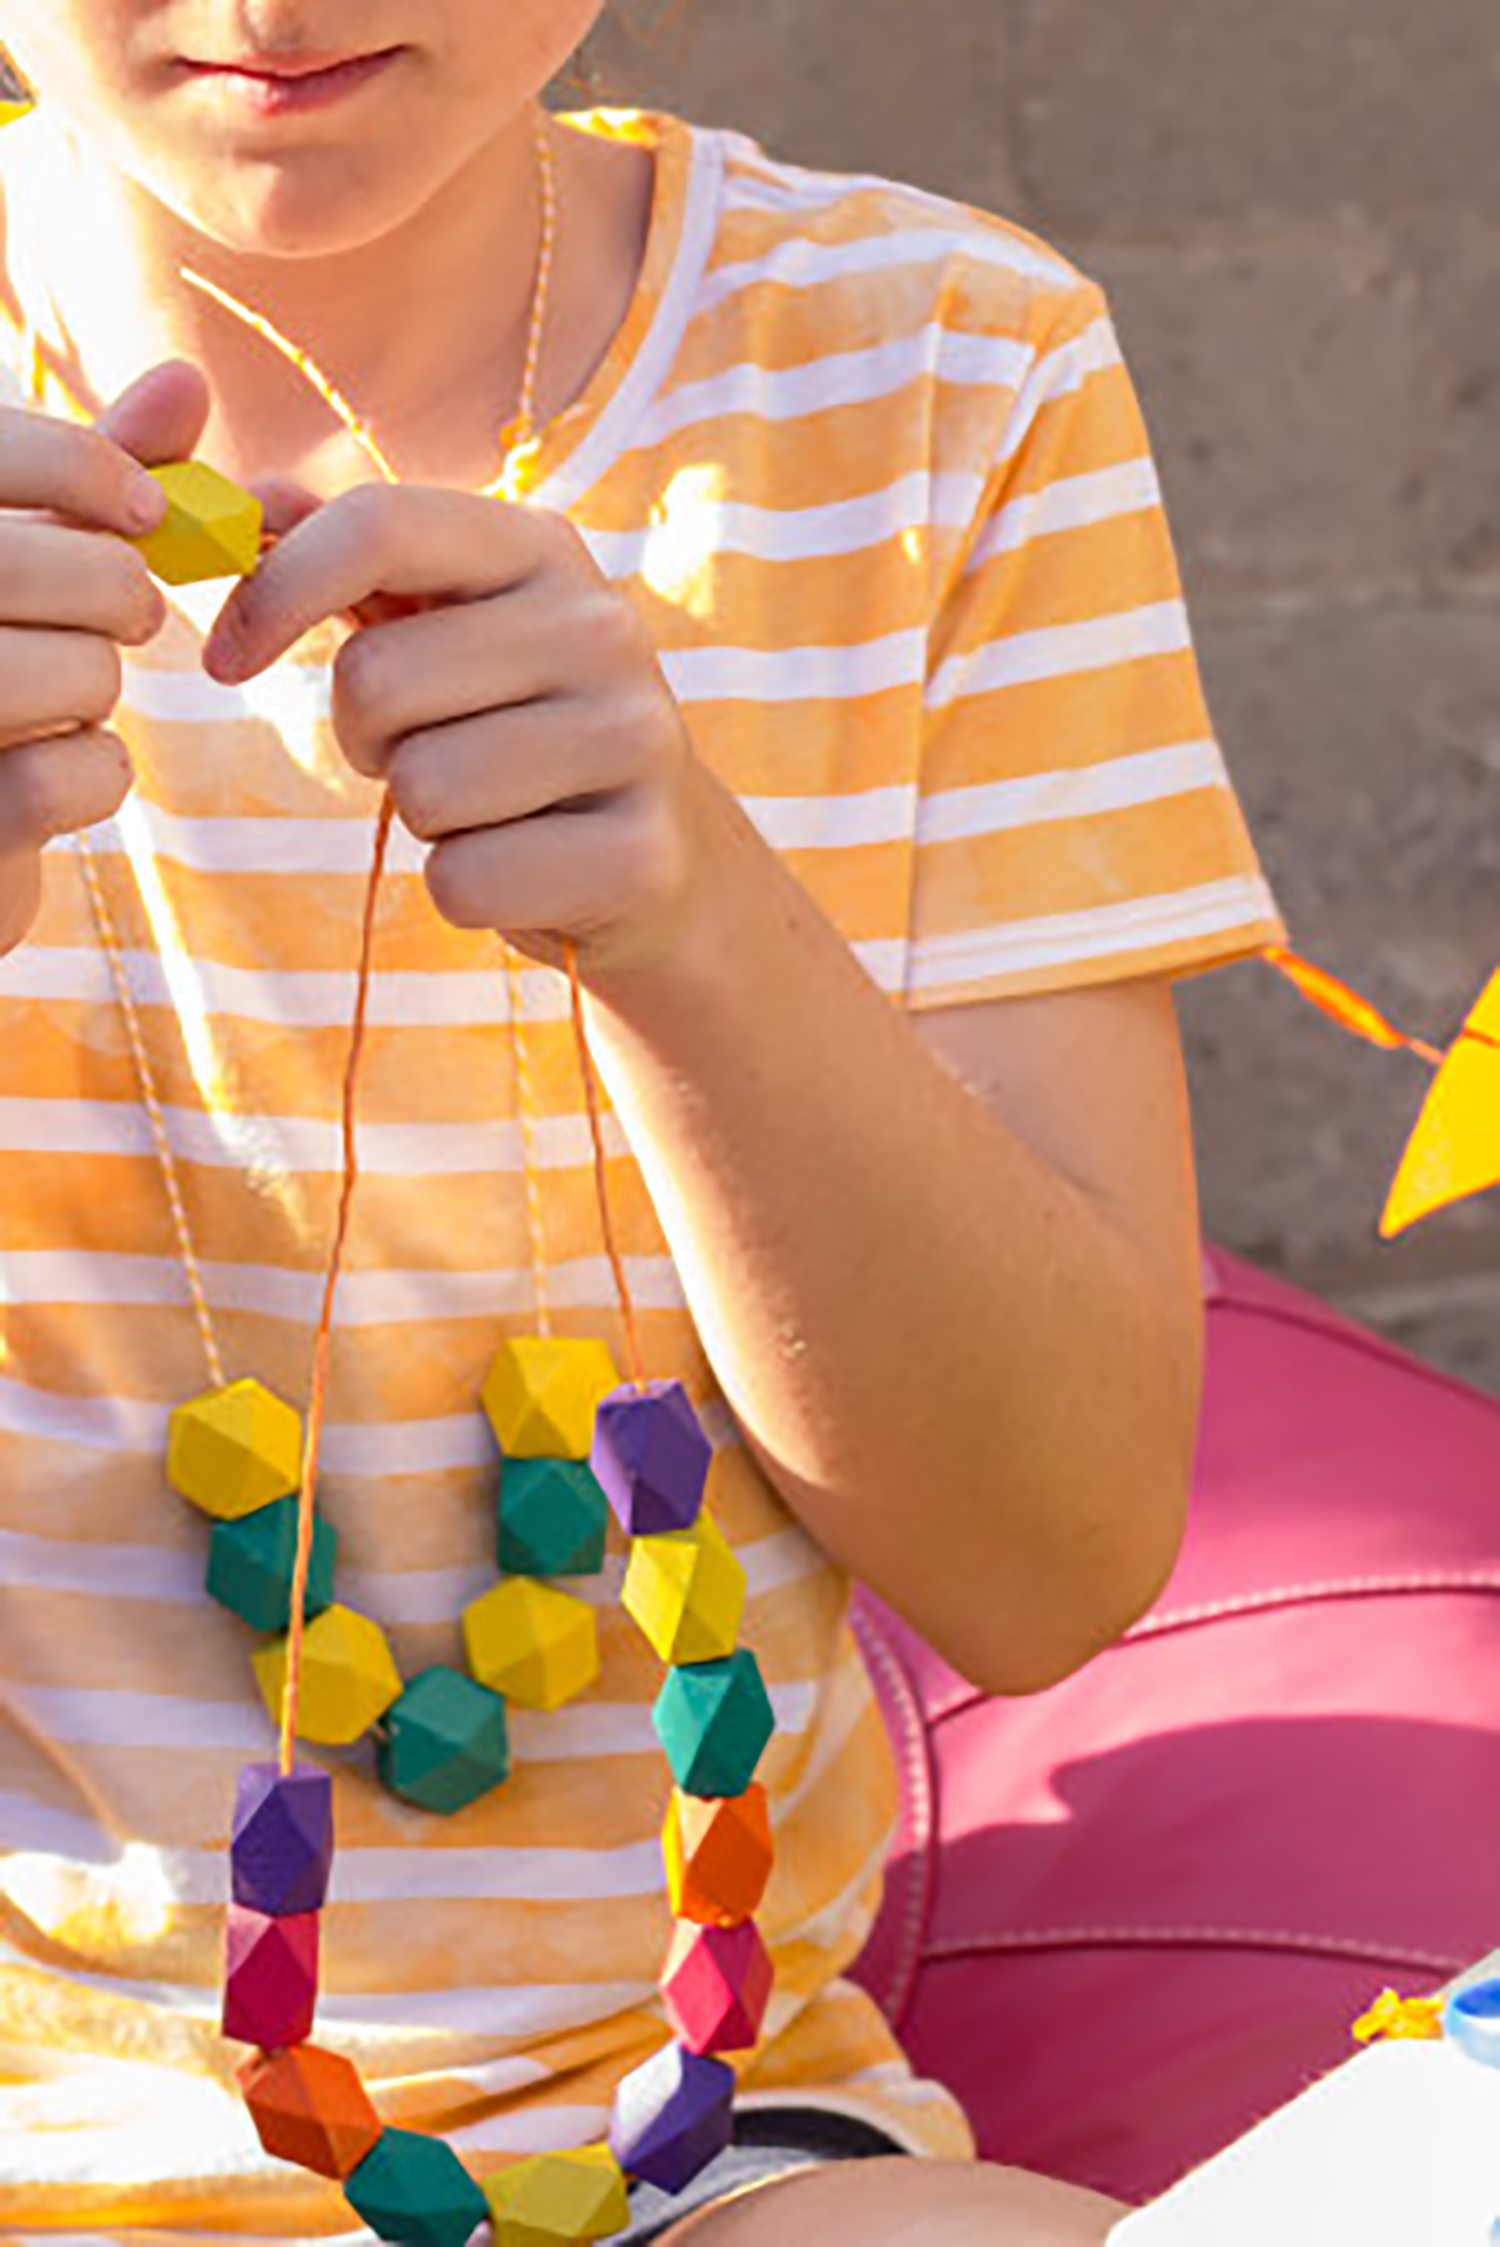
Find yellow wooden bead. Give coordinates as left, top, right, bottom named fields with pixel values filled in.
left=0, top=101, right=34, bottom=131
left=481, top=1338, right=620, bottom=1462
left=623, top=1513, right=746, bottom=1667
left=253, top=1606, right=402, bottom=1747
left=462, top=1579, right=599, bottom=1711
left=167, top=1379, right=303, bottom=1521
left=132, top=460, right=264, bottom=586
left=483, top=2147, right=629, bottom=2243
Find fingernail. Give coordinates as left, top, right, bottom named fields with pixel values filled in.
left=205, top=644, right=245, bottom=683
left=127, top=475, right=166, bottom=531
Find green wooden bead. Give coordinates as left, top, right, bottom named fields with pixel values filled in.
left=653, top=1650, right=776, bottom=1799
left=206, top=1496, right=337, bottom=1634
left=498, top=1458, right=609, bottom=1578
left=377, top=1666, right=510, bottom=1814
left=344, top=2128, right=489, bottom=2247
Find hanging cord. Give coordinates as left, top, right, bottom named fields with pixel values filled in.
left=279, top=794, right=396, bottom=1774
left=503, top=941, right=553, bottom=1339
left=74, top=833, right=228, bottom=1393
left=565, top=942, right=648, bottom=1393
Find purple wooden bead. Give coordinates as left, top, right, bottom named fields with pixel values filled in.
left=591, top=1382, right=712, bottom=1538
left=231, top=1761, right=334, bottom=1918
left=607, top=2039, right=734, bottom=2193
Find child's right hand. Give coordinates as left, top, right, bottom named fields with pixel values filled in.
left=0, top=358, right=212, bottom=956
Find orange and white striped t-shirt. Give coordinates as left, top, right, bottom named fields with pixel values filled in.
left=0, top=104, right=1282, bottom=2239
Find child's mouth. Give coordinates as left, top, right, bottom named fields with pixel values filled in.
left=178, top=47, right=404, bottom=118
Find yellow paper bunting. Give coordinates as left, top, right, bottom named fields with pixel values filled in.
left=1381, top=973, right=1500, bottom=1236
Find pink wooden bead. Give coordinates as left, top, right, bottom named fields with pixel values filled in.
left=660, top=1918, right=773, bottom=2055
left=222, top=1902, right=319, bottom=2049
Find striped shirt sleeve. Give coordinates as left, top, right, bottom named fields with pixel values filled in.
left=905, top=277, right=1284, bottom=1009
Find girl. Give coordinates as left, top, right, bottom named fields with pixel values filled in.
left=0, top=5, right=1283, bottom=2242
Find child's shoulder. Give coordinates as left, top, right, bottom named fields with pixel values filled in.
left=697, top=117, right=1104, bottom=350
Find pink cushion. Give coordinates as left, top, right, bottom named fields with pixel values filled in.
left=849, top=1247, right=1500, bottom=2202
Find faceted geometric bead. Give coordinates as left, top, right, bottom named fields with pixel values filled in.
left=590, top=1381, right=712, bottom=1538
left=253, top=1605, right=402, bottom=1747
left=462, top=1579, right=598, bottom=1711
left=207, top=1496, right=338, bottom=1634
left=133, top=459, right=265, bottom=586
left=498, top=1457, right=609, bottom=1578
left=344, top=2126, right=490, bottom=2247
left=239, top=2043, right=383, bottom=2179
left=653, top=1650, right=775, bottom=1800
left=168, top=1378, right=303, bottom=1522
left=377, top=1667, right=510, bottom=1814
left=482, top=1337, right=620, bottom=1462
left=222, top=1902, right=319, bottom=2049
left=232, top=1761, right=334, bottom=1918
left=662, top=1783, right=773, bottom=1928
left=623, top=1514, right=745, bottom=1667
left=482, top=2145, right=630, bottom=2243
left=661, top=1919, right=774, bottom=2055
left=608, top=2040, right=735, bottom=2194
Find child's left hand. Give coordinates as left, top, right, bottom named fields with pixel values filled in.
left=200, top=480, right=704, bottom=975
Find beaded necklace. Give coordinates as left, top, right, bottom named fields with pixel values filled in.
left=16, top=107, right=778, bottom=2245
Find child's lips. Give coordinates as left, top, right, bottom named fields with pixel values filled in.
left=177, top=49, right=403, bottom=116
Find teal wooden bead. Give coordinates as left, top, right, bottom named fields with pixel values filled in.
left=497, top=1456, right=609, bottom=1578
left=206, top=1496, right=337, bottom=1634
left=653, top=1650, right=775, bottom=1800
left=344, top=2128, right=490, bottom=2247
left=377, top=1666, right=510, bottom=1815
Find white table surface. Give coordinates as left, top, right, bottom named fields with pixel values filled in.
left=1112, top=1960, right=1500, bottom=2247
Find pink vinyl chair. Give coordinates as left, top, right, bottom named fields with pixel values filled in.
left=850, top=1247, right=1500, bottom=2203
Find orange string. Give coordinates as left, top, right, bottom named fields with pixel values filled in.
left=279, top=793, right=396, bottom=1774
left=1267, top=946, right=1447, bottom=1067
left=565, top=940, right=648, bottom=1394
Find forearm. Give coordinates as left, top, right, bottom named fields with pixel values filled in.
left=584, top=766, right=1203, bottom=1695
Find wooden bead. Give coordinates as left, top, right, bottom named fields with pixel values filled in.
left=232, top=1762, right=334, bottom=1918
left=607, top=2040, right=734, bottom=2195
left=131, top=460, right=264, bottom=585
left=498, top=1457, right=609, bottom=1578
left=207, top=1495, right=338, bottom=1634
left=623, top=1513, right=745, bottom=1667
left=222, top=1902, right=318, bottom=2049
left=661, top=1919, right=773, bottom=2055
left=653, top=1651, right=775, bottom=1800
left=662, top=1784, right=773, bottom=1928
left=482, top=1337, right=619, bottom=1461
left=482, top=2146, right=630, bottom=2243
left=462, top=1579, right=598, bottom=1712
left=253, top=1605, right=402, bottom=1747
left=239, top=2043, right=382, bottom=2179
left=344, top=2126, right=490, bottom=2247
left=168, top=1378, right=303, bottom=1521
left=590, top=1381, right=711, bottom=1537
left=0, top=101, right=34, bottom=131
left=377, top=1666, right=510, bottom=1814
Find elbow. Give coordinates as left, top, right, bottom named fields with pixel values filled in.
left=932, top=1457, right=1192, bottom=1701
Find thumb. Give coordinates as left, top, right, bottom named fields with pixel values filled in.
left=93, top=358, right=214, bottom=470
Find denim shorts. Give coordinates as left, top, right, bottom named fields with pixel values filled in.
left=613, top=2106, right=909, bottom=2243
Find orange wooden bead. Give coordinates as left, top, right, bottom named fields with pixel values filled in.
left=239, top=2044, right=383, bottom=2180
left=662, top=1783, right=773, bottom=1928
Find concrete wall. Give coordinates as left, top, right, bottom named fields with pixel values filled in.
left=596, top=0, right=1500, bottom=1392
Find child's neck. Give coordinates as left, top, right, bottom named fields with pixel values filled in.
left=3, top=106, right=654, bottom=495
